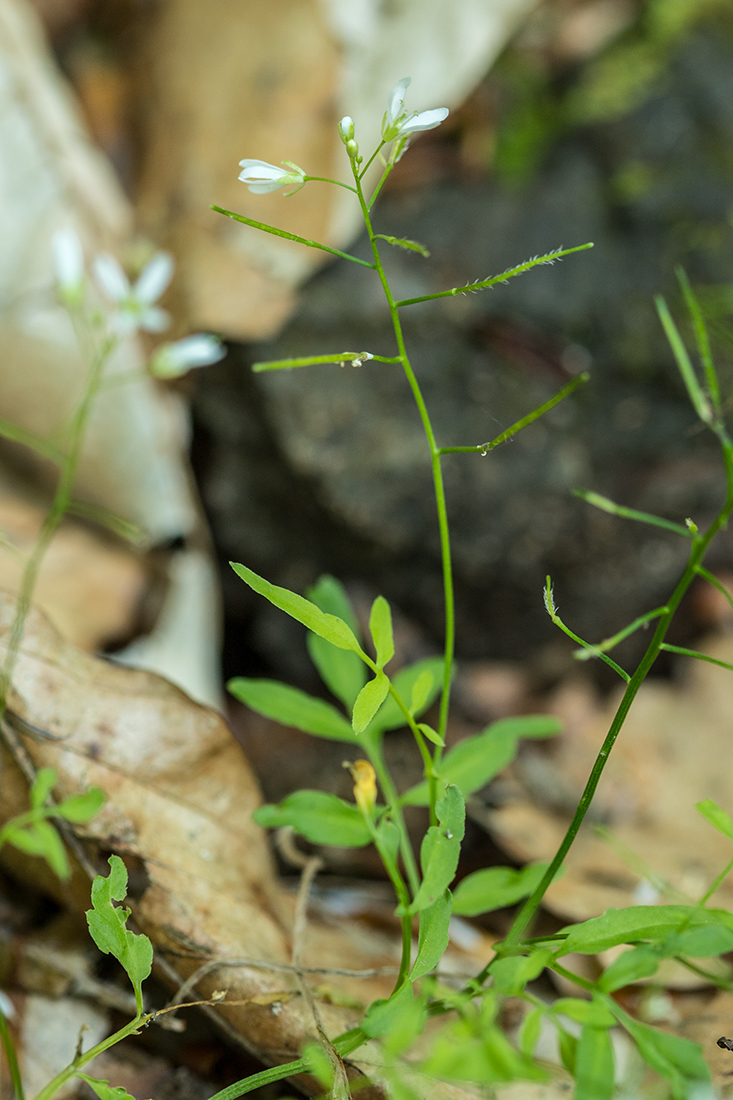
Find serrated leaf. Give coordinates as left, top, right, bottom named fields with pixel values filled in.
left=227, top=678, right=356, bottom=742
left=696, top=797, right=733, bottom=841
left=231, top=562, right=364, bottom=654
left=575, top=1022, right=614, bottom=1100
left=307, top=576, right=367, bottom=708
left=408, top=785, right=465, bottom=914
left=559, top=905, right=733, bottom=955
left=56, top=787, right=106, bottom=823
left=352, top=671, right=390, bottom=733
left=374, top=234, right=430, bottom=258
left=491, top=949, right=552, bottom=996
left=369, top=596, right=394, bottom=669
left=402, top=715, right=561, bottom=806
left=452, top=862, right=548, bottom=916
left=30, top=767, right=56, bottom=809
left=410, top=891, right=452, bottom=981
left=253, top=790, right=372, bottom=847
left=86, top=855, right=153, bottom=1000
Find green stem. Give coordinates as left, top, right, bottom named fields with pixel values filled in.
left=212, top=207, right=376, bottom=269
left=0, top=333, right=115, bottom=717
left=31, top=1013, right=147, bottom=1100
left=350, top=164, right=455, bottom=825
left=303, top=176, right=358, bottom=193
left=485, top=436, right=733, bottom=966
left=364, top=738, right=420, bottom=897
left=0, top=1005, right=24, bottom=1100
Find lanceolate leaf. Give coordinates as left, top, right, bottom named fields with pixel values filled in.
left=230, top=563, right=364, bottom=655
left=227, top=678, right=357, bottom=743
left=369, top=596, right=395, bottom=669
left=307, top=576, right=367, bottom=708
left=574, top=1023, right=614, bottom=1100
left=402, top=715, right=561, bottom=806
left=352, top=671, right=390, bottom=733
left=559, top=905, right=733, bottom=955
left=410, top=891, right=452, bottom=981
left=696, top=797, right=733, bottom=841
left=452, top=863, right=548, bottom=917
left=612, top=1006, right=710, bottom=1092
left=253, top=790, right=372, bottom=847
left=365, top=657, right=444, bottom=734
left=408, top=785, right=465, bottom=914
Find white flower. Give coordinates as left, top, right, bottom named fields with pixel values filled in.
left=149, top=334, right=226, bottom=379
left=237, top=159, right=306, bottom=194
left=52, top=227, right=85, bottom=302
left=382, top=76, right=449, bottom=142
left=92, top=251, right=173, bottom=334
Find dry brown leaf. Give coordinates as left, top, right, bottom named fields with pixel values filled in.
left=0, top=489, right=148, bottom=652
left=486, top=637, right=733, bottom=923
left=0, top=591, right=507, bottom=1098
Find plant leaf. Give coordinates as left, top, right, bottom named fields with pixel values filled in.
left=30, top=767, right=56, bottom=809
left=613, top=1008, right=710, bottom=1092
left=598, top=944, right=662, bottom=992
left=408, top=785, right=465, bottom=914
left=559, top=905, right=733, bottom=955
left=410, top=670, right=434, bottom=715
left=230, top=562, right=364, bottom=654
left=352, top=671, right=390, bottom=734
left=418, top=723, right=444, bottom=747
left=55, top=787, right=106, bottom=823
left=76, top=1075, right=150, bottom=1100
left=575, top=1022, right=614, bottom=1100
left=86, top=856, right=153, bottom=1001
left=402, top=715, right=561, bottom=806
left=553, top=998, right=616, bottom=1028
left=491, top=949, right=552, bottom=996
left=227, top=678, right=356, bottom=743
left=696, top=797, right=733, bottom=841
left=374, top=234, right=430, bottom=258
left=369, top=596, right=394, bottom=669
left=253, top=791, right=372, bottom=847
left=452, top=862, right=548, bottom=917
left=410, top=891, right=452, bottom=981
left=366, top=657, right=444, bottom=734
left=306, top=576, right=366, bottom=708
left=6, top=819, right=69, bottom=879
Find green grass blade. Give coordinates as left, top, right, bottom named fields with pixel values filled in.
left=656, top=295, right=713, bottom=424
left=660, top=643, right=733, bottom=673
left=676, top=266, right=720, bottom=413
left=575, top=606, right=668, bottom=661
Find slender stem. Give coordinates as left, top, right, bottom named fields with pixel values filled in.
left=365, top=738, right=420, bottom=896
left=359, top=142, right=386, bottom=179
left=212, top=207, right=376, bottom=269
left=350, top=162, right=455, bottom=823
left=303, top=176, right=357, bottom=194
left=483, top=437, right=733, bottom=966
left=0, top=1005, right=24, bottom=1100
left=0, top=333, right=115, bottom=716
left=698, top=854, right=733, bottom=906
left=31, top=1013, right=147, bottom=1100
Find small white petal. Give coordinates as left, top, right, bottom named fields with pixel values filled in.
left=386, top=77, right=410, bottom=126
left=139, top=305, right=171, bottom=333
left=244, top=178, right=294, bottom=194
left=52, top=228, right=84, bottom=292
left=134, top=252, right=174, bottom=305
left=150, top=334, right=225, bottom=378
left=92, top=253, right=130, bottom=302
left=397, top=107, right=449, bottom=135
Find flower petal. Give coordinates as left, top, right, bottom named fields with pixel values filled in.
left=92, top=254, right=130, bottom=302
left=386, top=77, right=410, bottom=127
left=150, top=334, right=226, bottom=378
left=138, top=305, right=171, bottom=333
left=397, top=107, right=449, bottom=135
left=52, top=228, right=84, bottom=293
left=134, top=252, right=174, bottom=305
